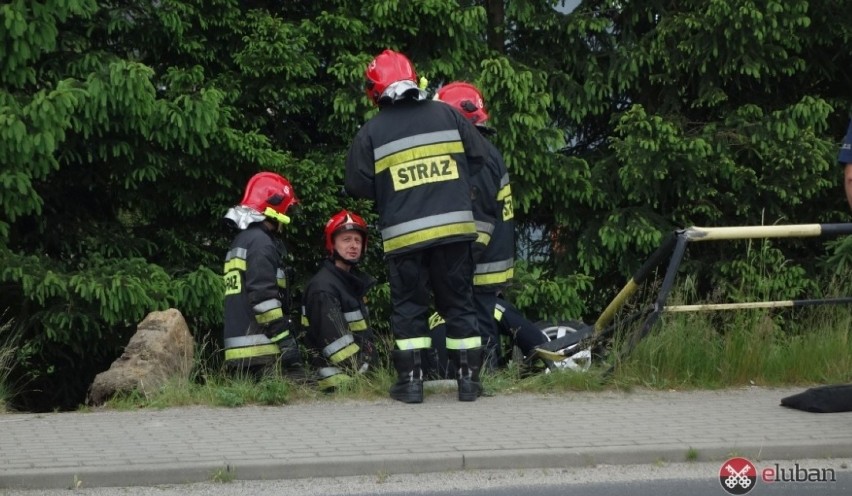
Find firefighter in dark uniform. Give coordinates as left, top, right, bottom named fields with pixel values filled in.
left=301, top=210, right=376, bottom=391
left=222, top=172, right=302, bottom=376
left=427, top=297, right=550, bottom=377
left=435, top=82, right=515, bottom=371
left=345, top=49, right=488, bottom=403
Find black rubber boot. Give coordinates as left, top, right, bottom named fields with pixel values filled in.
left=421, top=347, right=444, bottom=380
left=272, top=335, right=308, bottom=381
left=389, top=350, right=424, bottom=404
left=449, top=348, right=483, bottom=402
left=276, top=335, right=302, bottom=368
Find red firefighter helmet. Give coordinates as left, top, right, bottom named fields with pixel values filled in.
left=324, top=209, right=368, bottom=257
left=239, top=172, right=298, bottom=224
left=435, top=81, right=490, bottom=126
left=364, top=49, right=418, bottom=106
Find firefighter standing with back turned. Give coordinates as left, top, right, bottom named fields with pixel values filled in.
left=345, top=49, right=488, bottom=403
left=301, top=210, right=377, bottom=391
left=222, top=172, right=303, bottom=378
left=435, top=82, right=515, bottom=372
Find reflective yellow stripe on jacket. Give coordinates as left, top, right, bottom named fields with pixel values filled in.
left=474, top=257, right=514, bottom=286
left=373, top=130, right=476, bottom=253
left=381, top=211, right=476, bottom=253
left=496, top=173, right=514, bottom=221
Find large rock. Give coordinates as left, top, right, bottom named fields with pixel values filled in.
left=87, top=309, right=194, bottom=406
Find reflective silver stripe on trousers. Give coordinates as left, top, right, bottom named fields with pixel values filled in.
left=343, top=310, right=364, bottom=323
left=475, top=257, right=514, bottom=275
left=276, top=268, right=285, bottom=279
left=323, top=333, right=355, bottom=359
left=224, top=334, right=273, bottom=348
left=381, top=211, right=475, bottom=240
left=374, top=130, right=462, bottom=160
left=318, top=367, right=343, bottom=379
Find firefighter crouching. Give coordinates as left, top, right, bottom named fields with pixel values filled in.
left=301, top=210, right=377, bottom=391
left=222, top=172, right=303, bottom=377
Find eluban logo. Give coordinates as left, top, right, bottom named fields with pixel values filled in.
left=719, top=457, right=757, bottom=495
left=718, top=458, right=839, bottom=494
left=761, top=463, right=837, bottom=483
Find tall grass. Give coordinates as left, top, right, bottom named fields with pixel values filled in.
left=612, top=295, right=852, bottom=389
left=0, top=316, right=18, bottom=413
left=102, top=295, right=852, bottom=409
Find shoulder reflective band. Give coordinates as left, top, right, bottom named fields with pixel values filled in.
left=223, top=248, right=248, bottom=272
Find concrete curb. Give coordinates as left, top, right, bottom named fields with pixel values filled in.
left=4, top=440, right=852, bottom=490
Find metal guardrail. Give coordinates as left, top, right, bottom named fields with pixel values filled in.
left=537, top=223, right=852, bottom=374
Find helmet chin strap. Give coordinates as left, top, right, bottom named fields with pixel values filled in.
left=333, top=249, right=361, bottom=267
left=261, top=219, right=284, bottom=233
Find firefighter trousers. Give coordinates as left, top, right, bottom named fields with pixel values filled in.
left=387, top=241, right=479, bottom=348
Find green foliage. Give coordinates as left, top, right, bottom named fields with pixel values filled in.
left=716, top=239, right=815, bottom=303
left=507, top=260, right=593, bottom=322
left=822, top=236, right=852, bottom=277
left=533, top=0, right=850, bottom=311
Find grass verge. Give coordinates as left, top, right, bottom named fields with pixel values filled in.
left=31, top=279, right=846, bottom=411
left=101, top=300, right=852, bottom=410
left=0, top=315, right=19, bottom=414
left=612, top=303, right=852, bottom=389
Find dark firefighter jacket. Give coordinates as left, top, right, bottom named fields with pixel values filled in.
left=223, top=223, right=291, bottom=366
left=344, top=99, right=487, bottom=256
left=301, top=259, right=377, bottom=390
left=471, top=137, right=515, bottom=288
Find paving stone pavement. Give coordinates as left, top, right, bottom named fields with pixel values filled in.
left=1, top=386, right=850, bottom=490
